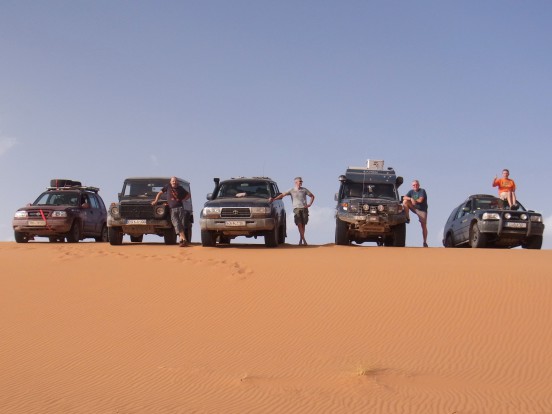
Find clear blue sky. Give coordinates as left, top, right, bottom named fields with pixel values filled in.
left=1, top=1, right=551, bottom=247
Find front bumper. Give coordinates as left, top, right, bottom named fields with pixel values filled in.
left=478, top=220, right=545, bottom=238
left=200, top=217, right=276, bottom=234
left=336, top=212, right=405, bottom=233
left=13, top=218, right=72, bottom=235
left=108, top=217, right=173, bottom=234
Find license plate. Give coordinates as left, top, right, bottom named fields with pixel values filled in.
left=353, top=216, right=366, bottom=221
left=28, top=220, right=46, bottom=226
left=369, top=216, right=379, bottom=222
left=126, top=219, right=147, bottom=225
left=505, top=222, right=526, bottom=228
left=225, top=221, right=246, bottom=227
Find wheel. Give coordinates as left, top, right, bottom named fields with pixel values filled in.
left=264, top=226, right=278, bottom=247
left=95, top=225, right=108, bottom=242
left=277, top=222, right=286, bottom=244
left=523, top=235, right=542, bottom=250
left=201, top=230, right=216, bottom=247
left=469, top=222, right=487, bottom=248
left=335, top=219, right=349, bottom=245
left=66, top=222, right=81, bottom=243
left=444, top=233, right=454, bottom=248
left=185, top=226, right=193, bottom=244
left=14, top=231, right=29, bottom=243
left=392, top=223, right=406, bottom=247
left=130, top=235, right=144, bottom=243
left=108, top=226, right=123, bottom=245
left=218, top=236, right=231, bottom=244
left=164, top=230, right=177, bottom=245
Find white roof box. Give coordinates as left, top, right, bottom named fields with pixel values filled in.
left=367, top=159, right=384, bottom=170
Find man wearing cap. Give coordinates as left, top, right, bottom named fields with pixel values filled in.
left=270, top=177, right=315, bottom=245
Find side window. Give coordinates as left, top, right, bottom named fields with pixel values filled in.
left=455, top=204, right=465, bottom=220
left=272, top=184, right=279, bottom=197
left=89, top=195, right=100, bottom=209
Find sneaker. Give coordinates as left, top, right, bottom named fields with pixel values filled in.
left=406, top=218, right=410, bottom=224
left=179, top=240, right=188, bottom=247
left=423, top=242, right=428, bottom=248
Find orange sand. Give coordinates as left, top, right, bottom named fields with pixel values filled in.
left=1, top=242, right=551, bottom=413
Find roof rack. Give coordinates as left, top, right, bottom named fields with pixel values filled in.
left=47, top=186, right=100, bottom=193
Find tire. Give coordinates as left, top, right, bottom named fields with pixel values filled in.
left=201, top=230, right=216, bottom=247
left=14, top=231, right=29, bottom=243
left=277, top=222, right=286, bottom=244
left=264, top=226, right=278, bottom=248
left=185, top=226, right=193, bottom=244
left=66, top=222, right=81, bottom=243
left=392, top=223, right=406, bottom=247
left=444, top=233, right=454, bottom=248
left=130, top=235, right=144, bottom=243
left=95, top=225, right=108, bottom=242
left=164, top=230, right=177, bottom=245
left=335, top=219, right=349, bottom=245
left=469, top=222, right=487, bottom=248
left=523, top=235, right=543, bottom=250
left=218, top=236, right=231, bottom=244
left=108, top=226, right=123, bottom=246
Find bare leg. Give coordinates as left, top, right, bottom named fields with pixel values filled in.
left=297, top=223, right=306, bottom=245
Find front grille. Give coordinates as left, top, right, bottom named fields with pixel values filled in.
left=29, top=211, right=51, bottom=218
left=221, top=207, right=251, bottom=218
left=354, top=202, right=385, bottom=214
left=120, top=204, right=155, bottom=219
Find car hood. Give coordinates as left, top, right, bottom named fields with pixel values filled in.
left=344, top=197, right=398, bottom=204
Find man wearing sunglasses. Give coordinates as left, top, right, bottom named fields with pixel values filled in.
left=403, top=180, right=428, bottom=247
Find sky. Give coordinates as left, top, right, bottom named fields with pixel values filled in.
left=1, top=0, right=551, bottom=248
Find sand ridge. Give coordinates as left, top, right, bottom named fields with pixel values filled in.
left=1, top=242, right=551, bottom=413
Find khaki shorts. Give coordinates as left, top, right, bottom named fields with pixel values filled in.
left=413, top=209, right=427, bottom=224
left=499, top=192, right=511, bottom=200
left=293, top=208, right=309, bottom=225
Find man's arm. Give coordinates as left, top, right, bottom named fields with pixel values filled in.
left=307, top=192, right=315, bottom=208
left=151, top=190, right=165, bottom=205
left=269, top=191, right=288, bottom=203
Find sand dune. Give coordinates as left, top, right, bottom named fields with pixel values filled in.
left=1, top=242, right=551, bottom=413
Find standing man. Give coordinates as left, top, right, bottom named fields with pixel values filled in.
left=403, top=180, right=428, bottom=247
left=270, top=177, right=315, bottom=245
left=492, top=169, right=517, bottom=208
left=151, top=177, right=191, bottom=247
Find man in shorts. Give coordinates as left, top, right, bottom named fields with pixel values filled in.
left=403, top=180, right=428, bottom=247
left=492, top=169, right=517, bottom=208
left=270, top=177, right=315, bottom=245
left=151, top=177, right=191, bottom=247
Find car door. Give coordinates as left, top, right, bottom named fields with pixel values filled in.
left=456, top=200, right=473, bottom=243
left=88, top=195, right=104, bottom=234
left=449, top=202, right=468, bottom=245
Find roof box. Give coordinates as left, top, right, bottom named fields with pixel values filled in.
left=50, top=179, right=82, bottom=188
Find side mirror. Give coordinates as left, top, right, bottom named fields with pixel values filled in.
left=118, top=192, right=121, bottom=198
left=396, top=176, right=403, bottom=187
left=334, top=193, right=338, bottom=201
left=338, top=175, right=346, bottom=182
left=206, top=193, right=213, bottom=201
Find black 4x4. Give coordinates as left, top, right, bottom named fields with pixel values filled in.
left=12, top=179, right=108, bottom=243
left=200, top=177, right=286, bottom=247
left=443, top=194, right=544, bottom=249
left=107, top=177, right=193, bottom=245
left=335, top=161, right=407, bottom=246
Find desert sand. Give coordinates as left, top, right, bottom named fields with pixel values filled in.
left=1, top=241, right=551, bottom=414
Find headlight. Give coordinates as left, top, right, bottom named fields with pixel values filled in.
left=251, top=207, right=271, bottom=215
left=155, top=206, right=166, bottom=216
left=349, top=204, right=358, bottom=213
left=504, top=213, right=512, bottom=219
left=341, top=203, right=349, bottom=211
left=110, top=206, right=120, bottom=217
left=520, top=213, right=528, bottom=221
left=530, top=215, right=543, bottom=222
left=14, top=211, right=28, bottom=218
left=482, top=212, right=500, bottom=220
left=51, top=211, right=68, bottom=217
left=377, top=205, right=385, bottom=212
left=202, top=207, right=221, bottom=217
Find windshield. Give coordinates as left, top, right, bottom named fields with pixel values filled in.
left=122, top=180, right=167, bottom=198
left=344, top=182, right=397, bottom=200
left=217, top=181, right=271, bottom=198
left=33, top=192, right=79, bottom=206
left=474, top=197, right=526, bottom=211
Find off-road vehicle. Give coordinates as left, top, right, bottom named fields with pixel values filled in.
left=13, top=179, right=108, bottom=243
left=443, top=194, right=544, bottom=249
left=335, top=160, right=406, bottom=246
left=200, top=177, right=286, bottom=247
left=107, top=177, right=193, bottom=245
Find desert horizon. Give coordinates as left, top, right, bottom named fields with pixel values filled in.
left=1, top=241, right=551, bottom=413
